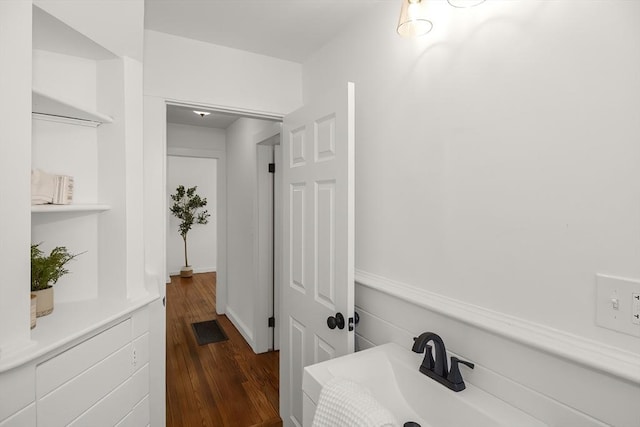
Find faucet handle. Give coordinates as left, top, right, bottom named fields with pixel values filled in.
left=447, top=356, right=475, bottom=386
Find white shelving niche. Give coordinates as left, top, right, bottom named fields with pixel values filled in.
left=21, top=3, right=154, bottom=369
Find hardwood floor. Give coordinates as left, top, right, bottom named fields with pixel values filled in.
left=166, top=272, right=282, bottom=427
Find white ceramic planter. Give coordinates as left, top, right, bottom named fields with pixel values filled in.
left=30, top=293, right=37, bottom=328
left=33, top=287, right=54, bottom=317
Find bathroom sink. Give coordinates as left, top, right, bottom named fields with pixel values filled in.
left=302, top=342, right=546, bottom=427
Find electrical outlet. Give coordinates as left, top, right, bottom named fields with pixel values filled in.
left=596, top=274, right=640, bottom=337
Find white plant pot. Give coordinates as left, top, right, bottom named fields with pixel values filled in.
left=30, top=293, right=37, bottom=329
left=33, top=287, right=54, bottom=317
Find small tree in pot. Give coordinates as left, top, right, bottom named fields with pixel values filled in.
left=31, top=243, right=82, bottom=317
left=170, top=185, right=210, bottom=278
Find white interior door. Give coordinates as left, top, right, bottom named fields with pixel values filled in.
left=280, top=82, right=355, bottom=426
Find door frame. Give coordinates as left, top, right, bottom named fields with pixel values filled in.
left=163, top=99, right=282, bottom=317
left=254, top=124, right=283, bottom=352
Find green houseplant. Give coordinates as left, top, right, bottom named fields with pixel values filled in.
left=31, top=243, right=82, bottom=317
left=169, top=185, right=210, bottom=278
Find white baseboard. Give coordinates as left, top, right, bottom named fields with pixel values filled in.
left=225, top=306, right=255, bottom=351
left=167, top=267, right=217, bottom=277
left=355, top=269, right=640, bottom=385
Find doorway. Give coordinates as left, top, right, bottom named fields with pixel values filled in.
left=163, top=102, right=283, bottom=424
left=163, top=104, right=282, bottom=340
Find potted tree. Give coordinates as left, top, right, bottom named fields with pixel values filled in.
left=31, top=243, right=82, bottom=317
left=170, top=185, right=210, bottom=278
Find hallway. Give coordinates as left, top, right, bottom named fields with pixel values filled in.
left=166, top=273, right=281, bottom=427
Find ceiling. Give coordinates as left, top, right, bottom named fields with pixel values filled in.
left=166, top=105, right=240, bottom=129
left=144, top=0, right=387, bottom=63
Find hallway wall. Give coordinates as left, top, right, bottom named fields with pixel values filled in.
left=143, top=28, right=302, bottom=313
left=166, top=123, right=223, bottom=277
left=166, top=155, right=217, bottom=276
left=225, top=117, right=279, bottom=351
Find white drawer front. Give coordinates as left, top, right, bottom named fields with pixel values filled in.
left=132, top=333, right=149, bottom=371
left=68, top=363, right=149, bottom=427
left=0, top=403, right=35, bottom=427
left=115, top=396, right=149, bottom=427
left=0, top=364, right=35, bottom=421
left=131, top=309, right=149, bottom=339
left=37, top=319, right=131, bottom=399
left=37, top=343, right=133, bottom=427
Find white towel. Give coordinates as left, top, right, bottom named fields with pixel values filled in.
left=31, top=169, right=55, bottom=205
left=312, top=378, right=399, bottom=427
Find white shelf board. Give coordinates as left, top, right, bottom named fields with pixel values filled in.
left=33, top=5, right=117, bottom=61
left=32, top=88, right=113, bottom=125
left=31, top=204, right=111, bottom=214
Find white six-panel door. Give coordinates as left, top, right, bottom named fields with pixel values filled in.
left=280, top=83, right=355, bottom=426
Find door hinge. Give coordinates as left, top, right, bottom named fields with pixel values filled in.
left=268, top=163, right=276, bottom=173
left=268, top=316, right=275, bottom=327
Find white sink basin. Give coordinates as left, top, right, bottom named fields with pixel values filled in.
left=303, top=342, right=546, bottom=427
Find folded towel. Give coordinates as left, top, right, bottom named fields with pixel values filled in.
left=31, top=169, right=55, bottom=205
left=31, top=169, right=74, bottom=205
left=312, top=378, right=399, bottom=427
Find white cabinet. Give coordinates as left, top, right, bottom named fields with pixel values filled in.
left=0, top=309, right=150, bottom=427
left=0, top=2, right=154, bottom=426
left=19, top=1, right=153, bottom=362
left=0, top=364, right=35, bottom=422
left=0, top=404, right=36, bottom=427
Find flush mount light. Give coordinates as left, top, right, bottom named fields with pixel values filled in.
left=193, top=110, right=211, bottom=117
left=447, top=0, right=486, bottom=7
left=397, top=0, right=433, bottom=38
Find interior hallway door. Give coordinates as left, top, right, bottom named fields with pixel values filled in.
left=280, top=82, right=355, bottom=426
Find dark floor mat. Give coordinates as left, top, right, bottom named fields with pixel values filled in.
left=191, top=319, right=228, bottom=345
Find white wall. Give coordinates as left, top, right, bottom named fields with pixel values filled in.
left=143, top=29, right=302, bottom=324
left=166, top=156, right=217, bottom=275
left=144, top=30, right=302, bottom=114
left=302, top=0, right=640, bottom=424
left=0, top=1, right=32, bottom=354
left=165, top=123, right=222, bottom=277
left=304, top=0, right=640, bottom=351
left=167, top=122, right=226, bottom=151
left=225, top=117, right=279, bottom=350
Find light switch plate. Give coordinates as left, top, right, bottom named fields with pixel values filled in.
left=596, top=274, right=640, bottom=337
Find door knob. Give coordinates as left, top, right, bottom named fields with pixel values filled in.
left=327, top=312, right=345, bottom=330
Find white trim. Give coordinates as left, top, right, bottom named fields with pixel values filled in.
left=165, top=99, right=284, bottom=122
left=225, top=306, right=254, bottom=351
left=31, top=204, right=111, bottom=213
left=167, top=267, right=216, bottom=276
left=31, top=113, right=101, bottom=128
left=167, top=147, right=224, bottom=159
left=355, top=269, right=640, bottom=385
left=33, top=87, right=113, bottom=124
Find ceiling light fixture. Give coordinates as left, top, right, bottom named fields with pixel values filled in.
left=397, top=0, right=433, bottom=38
left=193, top=111, right=211, bottom=118
left=447, top=0, right=486, bottom=7
left=397, top=0, right=486, bottom=38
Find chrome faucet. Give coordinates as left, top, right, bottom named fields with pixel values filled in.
left=412, top=332, right=474, bottom=392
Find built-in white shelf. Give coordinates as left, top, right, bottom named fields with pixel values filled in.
left=0, top=292, right=157, bottom=373
left=32, top=88, right=113, bottom=125
left=31, top=204, right=111, bottom=214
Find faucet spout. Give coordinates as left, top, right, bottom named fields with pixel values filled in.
left=412, top=332, right=475, bottom=392
left=412, top=332, right=448, bottom=377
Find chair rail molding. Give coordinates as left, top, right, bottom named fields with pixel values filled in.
left=355, top=269, right=640, bottom=385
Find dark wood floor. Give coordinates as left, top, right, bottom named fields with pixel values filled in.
left=166, top=272, right=282, bottom=427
